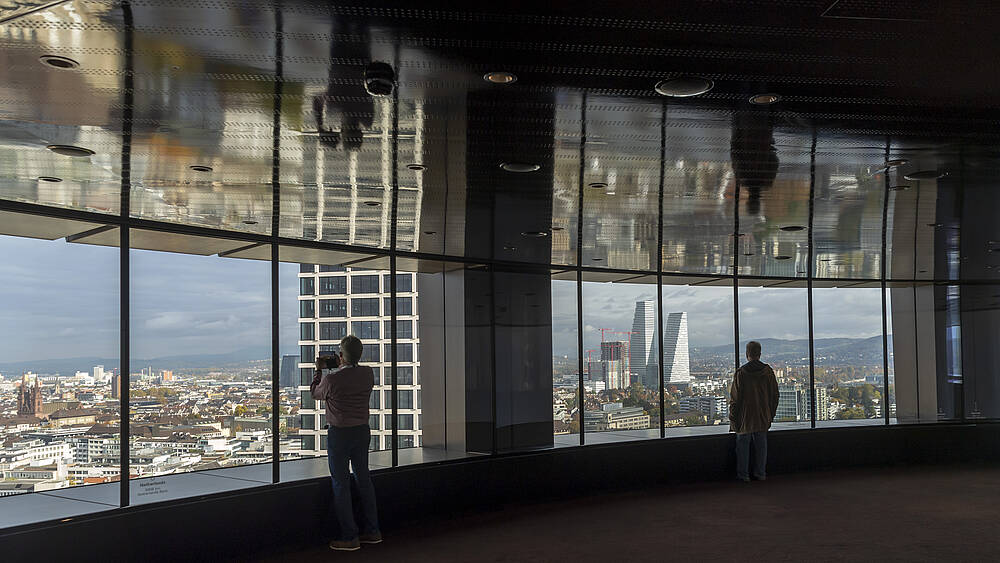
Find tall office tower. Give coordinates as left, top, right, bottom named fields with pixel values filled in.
left=662, top=312, right=692, bottom=385
left=815, top=386, right=831, bottom=421
left=296, top=266, right=421, bottom=455
left=92, top=365, right=105, bottom=384
left=278, top=355, right=299, bottom=388
left=629, top=301, right=657, bottom=388
left=600, top=341, right=629, bottom=389
left=110, top=372, right=121, bottom=400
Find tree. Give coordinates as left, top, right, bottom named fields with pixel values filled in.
left=234, top=405, right=248, bottom=417
left=836, top=406, right=866, bottom=420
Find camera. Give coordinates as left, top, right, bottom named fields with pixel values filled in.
left=363, top=62, right=395, bottom=97
left=317, top=351, right=340, bottom=370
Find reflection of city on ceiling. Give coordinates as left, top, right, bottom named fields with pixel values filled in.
left=0, top=0, right=995, bottom=282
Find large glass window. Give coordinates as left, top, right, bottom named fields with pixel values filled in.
left=130, top=234, right=272, bottom=503
left=662, top=280, right=735, bottom=436
left=299, top=277, right=314, bottom=296
left=319, top=322, right=347, bottom=341
left=352, top=298, right=380, bottom=317
left=383, top=273, right=413, bottom=292
left=0, top=223, right=119, bottom=504
left=300, top=322, right=315, bottom=341
left=552, top=278, right=579, bottom=445
left=385, top=297, right=413, bottom=316
left=299, top=300, right=315, bottom=319
left=581, top=278, right=659, bottom=444
left=353, top=321, right=380, bottom=340
left=738, top=284, right=810, bottom=430
left=385, top=320, right=413, bottom=339
left=319, top=276, right=347, bottom=295
left=351, top=275, right=380, bottom=294
left=319, top=299, right=347, bottom=318
left=813, top=286, right=885, bottom=427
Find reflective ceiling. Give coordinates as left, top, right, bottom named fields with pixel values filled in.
left=2, top=0, right=1000, bottom=281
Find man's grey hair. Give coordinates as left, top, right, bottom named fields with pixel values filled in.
left=340, top=335, right=363, bottom=364
left=746, top=340, right=762, bottom=360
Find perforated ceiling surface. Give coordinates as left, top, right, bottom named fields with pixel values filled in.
left=1, top=0, right=999, bottom=281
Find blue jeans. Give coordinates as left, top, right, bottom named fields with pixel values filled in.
left=735, top=431, right=768, bottom=480
left=327, top=425, right=380, bottom=541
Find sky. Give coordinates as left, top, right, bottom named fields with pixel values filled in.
left=0, top=235, right=885, bottom=364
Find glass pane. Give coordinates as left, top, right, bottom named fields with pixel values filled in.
left=552, top=278, right=579, bottom=446
left=813, top=287, right=885, bottom=427
left=582, top=278, right=659, bottom=444
left=961, top=284, right=997, bottom=419
left=0, top=221, right=119, bottom=509
left=129, top=235, right=271, bottom=503
left=281, top=252, right=391, bottom=472
left=738, top=284, right=810, bottom=430
left=663, top=280, right=735, bottom=436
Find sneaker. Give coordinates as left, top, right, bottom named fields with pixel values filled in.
left=737, top=477, right=750, bottom=483
left=329, top=538, right=361, bottom=551
left=360, top=531, right=383, bottom=544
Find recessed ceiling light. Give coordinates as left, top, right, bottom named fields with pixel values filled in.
left=46, top=144, right=94, bottom=157
left=918, top=269, right=928, bottom=273
left=38, top=176, right=62, bottom=182
left=189, top=165, right=213, bottom=172
left=551, top=226, right=565, bottom=231
left=39, top=55, right=79, bottom=70
left=500, top=162, right=540, bottom=173
left=885, top=158, right=908, bottom=167
left=484, top=71, right=517, bottom=84
left=588, top=182, right=608, bottom=189
left=888, top=185, right=910, bottom=191
left=780, top=225, right=805, bottom=232
left=406, top=163, right=426, bottom=171
left=774, top=255, right=792, bottom=260
left=654, top=76, right=714, bottom=97
left=521, top=231, right=549, bottom=238
left=749, top=93, right=781, bottom=105
left=904, top=170, right=947, bottom=180
left=592, top=258, right=603, bottom=261
left=364, top=201, right=381, bottom=207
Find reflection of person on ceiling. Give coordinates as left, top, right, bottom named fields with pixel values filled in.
left=730, top=109, right=778, bottom=217
left=312, top=20, right=374, bottom=152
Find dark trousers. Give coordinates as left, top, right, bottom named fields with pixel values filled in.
left=327, top=424, right=380, bottom=540
left=735, top=431, right=768, bottom=480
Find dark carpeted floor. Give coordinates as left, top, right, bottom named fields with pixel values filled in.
left=259, top=465, right=1000, bottom=562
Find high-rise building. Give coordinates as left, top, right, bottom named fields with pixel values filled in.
left=600, top=341, right=629, bottom=389
left=663, top=312, right=692, bottom=385
left=629, top=301, right=657, bottom=387
left=92, top=365, right=106, bottom=384
left=297, top=266, right=420, bottom=454
left=110, top=372, right=121, bottom=400
left=629, top=303, right=692, bottom=388
left=278, top=355, right=299, bottom=388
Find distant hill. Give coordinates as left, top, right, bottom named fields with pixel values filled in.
left=692, top=335, right=891, bottom=366
left=0, top=345, right=299, bottom=377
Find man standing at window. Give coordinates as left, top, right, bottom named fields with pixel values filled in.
left=729, top=340, right=779, bottom=482
left=311, top=335, right=382, bottom=551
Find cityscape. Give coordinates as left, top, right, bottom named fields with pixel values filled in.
left=0, top=261, right=422, bottom=497
left=553, top=299, right=891, bottom=436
